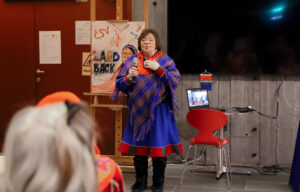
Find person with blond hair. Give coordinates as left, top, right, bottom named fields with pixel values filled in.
left=0, top=91, right=124, bottom=192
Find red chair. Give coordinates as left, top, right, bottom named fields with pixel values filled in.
left=180, top=109, right=232, bottom=189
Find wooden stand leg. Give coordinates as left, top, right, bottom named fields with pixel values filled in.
left=115, top=109, right=122, bottom=156
left=111, top=109, right=134, bottom=171
left=84, top=92, right=134, bottom=171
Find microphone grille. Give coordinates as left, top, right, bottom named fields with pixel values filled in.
left=133, top=57, right=138, bottom=67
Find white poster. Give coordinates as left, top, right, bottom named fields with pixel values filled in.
left=91, top=21, right=145, bottom=93
left=39, top=31, right=61, bottom=64
left=75, top=21, right=91, bottom=45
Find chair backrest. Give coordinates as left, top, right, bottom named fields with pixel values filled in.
left=186, top=109, right=228, bottom=144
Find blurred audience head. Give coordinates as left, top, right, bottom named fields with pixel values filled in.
left=1, top=91, right=98, bottom=192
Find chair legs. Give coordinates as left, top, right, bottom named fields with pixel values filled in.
left=181, top=144, right=232, bottom=190
left=221, top=146, right=232, bottom=189
left=180, top=145, right=192, bottom=184
left=180, top=144, right=206, bottom=184
left=192, top=145, right=197, bottom=177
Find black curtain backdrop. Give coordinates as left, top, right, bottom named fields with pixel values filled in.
left=168, top=0, right=300, bottom=75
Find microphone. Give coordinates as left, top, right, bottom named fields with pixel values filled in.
left=132, top=57, right=138, bottom=82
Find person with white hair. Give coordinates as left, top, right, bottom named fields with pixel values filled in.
left=0, top=92, right=97, bottom=192
left=0, top=91, right=124, bottom=192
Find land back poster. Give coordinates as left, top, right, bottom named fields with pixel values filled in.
left=91, top=21, right=144, bottom=93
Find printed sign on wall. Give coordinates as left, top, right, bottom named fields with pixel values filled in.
left=91, top=21, right=144, bottom=93
left=82, top=52, right=91, bottom=76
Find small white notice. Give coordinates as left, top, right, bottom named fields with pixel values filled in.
left=39, top=31, right=61, bottom=64
left=75, top=21, right=90, bottom=45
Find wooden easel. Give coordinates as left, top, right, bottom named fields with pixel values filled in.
left=85, top=0, right=149, bottom=171
left=83, top=92, right=134, bottom=170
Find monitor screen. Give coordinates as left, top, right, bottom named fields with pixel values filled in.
left=187, top=88, right=209, bottom=110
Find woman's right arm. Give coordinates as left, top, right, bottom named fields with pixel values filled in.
left=116, top=75, right=134, bottom=93
left=115, top=57, right=138, bottom=93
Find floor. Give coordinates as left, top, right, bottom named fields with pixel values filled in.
left=0, top=155, right=293, bottom=191
left=122, top=164, right=293, bottom=192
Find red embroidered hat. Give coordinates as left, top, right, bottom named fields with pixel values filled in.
left=36, top=91, right=80, bottom=107
left=36, top=91, right=102, bottom=154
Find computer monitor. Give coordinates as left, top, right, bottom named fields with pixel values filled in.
left=186, top=88, right=209, bottom=110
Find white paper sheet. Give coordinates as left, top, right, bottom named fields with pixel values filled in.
left=75, top=21, right=90, bottom=45
left=39, top=31, right=61, bottom=64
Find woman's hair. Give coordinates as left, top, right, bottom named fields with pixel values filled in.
left=138, top=28, right=162, bottom=52
left=122, top=44, right=137, bottom=55
left=2, top=101, right=98, bottom=192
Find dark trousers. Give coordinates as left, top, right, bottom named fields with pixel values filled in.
left=132, top=155, right=167, bottom=192
left=132, top=156, right=148, bottom=192
left=152, top=157, right=167, bottom=191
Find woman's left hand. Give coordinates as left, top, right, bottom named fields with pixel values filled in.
left=144, top=60, right=160, bottom=71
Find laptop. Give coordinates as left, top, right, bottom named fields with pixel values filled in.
left=186, top=88, right=209, bottom=110
left=186, top=88, right=226, bottom=112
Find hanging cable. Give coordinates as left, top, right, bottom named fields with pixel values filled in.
left=237, top=78, right=283, bottom=119
left=252, top=165, right=290, bottom=175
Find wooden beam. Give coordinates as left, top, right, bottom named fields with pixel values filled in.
left=144, top=0, right=148, bottom=28
left=90, top=0, right=96, bottom=92
left=115, top=109, right=122, bottom=156
left=116, top=0, right=123, bottom=20
left=90, top=0, right=96, bottom=21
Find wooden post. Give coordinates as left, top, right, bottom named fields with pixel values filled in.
left=90, top=0, right=96, bottom=21
left=89, top=0, right=96, bottom=120
left=115, top=109, right=122, bottom=156
left=90, top=0, right=96, bottom=91
left=144, top=0, right=149, bottom=28
left=116, top=0, right=123, bottom=20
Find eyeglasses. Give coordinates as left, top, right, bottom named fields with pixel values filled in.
left=141, top=39, right=155, bottom=43
left=122, top=52, right=133, bottom=56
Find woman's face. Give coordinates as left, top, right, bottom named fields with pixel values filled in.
left=140, top=33, right=156, bottom=56
left=121, top=48, right=134, bottom=63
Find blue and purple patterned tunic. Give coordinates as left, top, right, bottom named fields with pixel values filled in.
left=113, top=51, right=183, bottom=157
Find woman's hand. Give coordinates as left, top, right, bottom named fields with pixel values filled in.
left=144, top=60, right=160, bottom=71
left=128, top=67, right=139, bottom=80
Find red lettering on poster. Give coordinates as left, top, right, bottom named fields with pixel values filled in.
left=113, top=29, right=120, bottom=48
left=94, top=26, right=110, bottom=39
left=137, top=25, right=142, bottom=32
